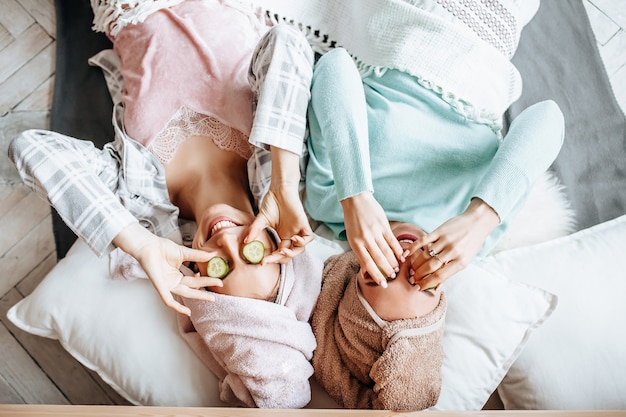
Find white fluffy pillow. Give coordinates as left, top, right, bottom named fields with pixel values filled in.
left=7, top=233, right=555, bottom=410
left=480, top=214, right=626, bottom=409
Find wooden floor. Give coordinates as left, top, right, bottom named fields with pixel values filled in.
left=0, top=0, right=625, bottom=406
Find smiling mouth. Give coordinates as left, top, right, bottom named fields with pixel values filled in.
left=396, top=233, right=417, bottom=244
left=208, top=217, right=241, bottom=237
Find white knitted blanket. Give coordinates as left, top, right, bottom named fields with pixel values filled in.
left=91, top=0, right=540, bottom=130
left=258, top=0, right=540, bottom=131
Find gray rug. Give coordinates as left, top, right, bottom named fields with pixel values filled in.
left=507, top=0, right=626, bottom=231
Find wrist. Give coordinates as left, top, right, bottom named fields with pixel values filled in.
left=466, top=198, right=500, bottom=228
left=112, top=222, right=158, bottom=260
left=270, top=146, right=301, bottom=188
left=340, top=191, right=373, bottom=209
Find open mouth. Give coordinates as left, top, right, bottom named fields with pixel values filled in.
left=207, top=216, right=241, bottom=238
left=396, top=233, right=417, bottom=244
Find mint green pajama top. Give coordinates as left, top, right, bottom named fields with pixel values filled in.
left=304, top=48, right=564, bottom=257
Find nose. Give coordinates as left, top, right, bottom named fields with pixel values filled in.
left=214, top=229, right=243, bottom=260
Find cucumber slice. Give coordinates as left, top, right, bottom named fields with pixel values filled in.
left=207, top=256, right=229, bottom=279
left=242, top=240, right=265, bottom=264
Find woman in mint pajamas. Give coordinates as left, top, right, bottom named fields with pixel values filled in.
left=305, top=47, right=564, bottom=290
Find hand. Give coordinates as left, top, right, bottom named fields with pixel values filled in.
left=113, top=223, right=223, bottom=316
left=245, top=184, right=313, bottom=264
left=341, top=192, right=404, bottom=287
left=246, top=146, right=313, bottom=264
left=405, top=198, right=500, bottom=290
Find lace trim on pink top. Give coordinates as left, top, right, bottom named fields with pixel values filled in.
left=147, top=106, right=253, bottom=166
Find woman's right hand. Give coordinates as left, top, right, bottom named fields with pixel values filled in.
left=341, top=192, right=404, bottom=287
left=404, top=197, right=500, bottom=290
left=113, top=223, right=224, bottom=316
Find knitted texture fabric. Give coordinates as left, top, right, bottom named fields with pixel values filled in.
left=258, top=0, right=539, bottom=131
left=312, top=251, right=447, bottom=410
left=178, top=248, right=324, bottom=408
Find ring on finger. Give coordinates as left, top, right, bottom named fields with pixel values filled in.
left=427, top=244, right=438, bottom=258
left=434, top=254, right=449, bottom=266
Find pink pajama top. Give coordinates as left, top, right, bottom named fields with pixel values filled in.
left=111, top=0, right=272, bottom=164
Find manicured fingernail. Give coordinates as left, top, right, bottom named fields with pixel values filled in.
left=380, top=279, right=388, bottom=288
left=409, top=268, right=415, bottom=276
left=409, top=276, right=416, bottom=285
left=402, top=250, right=410, bottom=258
left=394, top=266, right=400, bottom=273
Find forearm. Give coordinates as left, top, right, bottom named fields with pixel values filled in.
left=474, top=100, right=564, bottom=221
left=269, top=146, right=301, bottom=190
left=309, top=48, right=374, bottom=201
left=248, top=24, right=314, bottom=156
left=9, top=129, right=137, bottom=256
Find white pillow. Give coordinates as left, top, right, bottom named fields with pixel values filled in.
left=480, top=214, right=626, bottom=409
left=433, top=262, right=556, bottom=409
left=7, top=233, right=555, bottom=410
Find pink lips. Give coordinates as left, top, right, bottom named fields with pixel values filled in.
left=396, top=233, right=418, bottom=243
left=207, top=216, right=241, bottom=237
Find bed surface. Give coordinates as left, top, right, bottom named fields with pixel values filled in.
left=23, top=0, right=626, bottom=412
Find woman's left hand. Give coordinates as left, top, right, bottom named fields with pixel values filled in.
left=341, top=192, right=404, bottom=286
left=245, top=146, right=313, bottom=264
left=405, top=198, right=500, bottom=290
left=245, top=185, right=313, bottom=264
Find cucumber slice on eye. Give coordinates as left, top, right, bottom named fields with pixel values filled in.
left=207, top=256, right=229, bottom=279
left=242, top=240, right=265, bottom=264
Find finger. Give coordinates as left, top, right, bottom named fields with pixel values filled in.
left=384, top=231, right=405, bottom=263
left=416, top=261, right=462, bottom=291
left=263, top=250, right=293, bottom=264
left=369, top=231, right=399, bottom=273
left=263, top=242, right=306, bottom=264
left=171, top=285, right=217, bottom=303
left=180, top=275, right=224, bottom=289
left=405, top=233, right=438, bottom=258
left=292, top=233, right=313, bottom=247
left=277, top=238, right=292, bottom=251
left=413, top=257, right=445, bottom=280
left=366, top=240, right=397, bottom=280
left=244, top=214, right=270, bottom=244
left=425, top=242, right=446, bottom=260
left=408, top=247, right=429, bottom=276
left=358, top=248, right=388, bottom=287
left=268, top=234, right=308, bottom=258
left=180, top=246, right=215, bottom=262
left=363, top=264, right=387, bottom=288
left=280, top=245, right=306, bottom=259
left=161, top=294, right=192, bottom=316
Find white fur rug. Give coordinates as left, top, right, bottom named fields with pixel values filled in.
left=492, top=170, right=577, bottom=253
